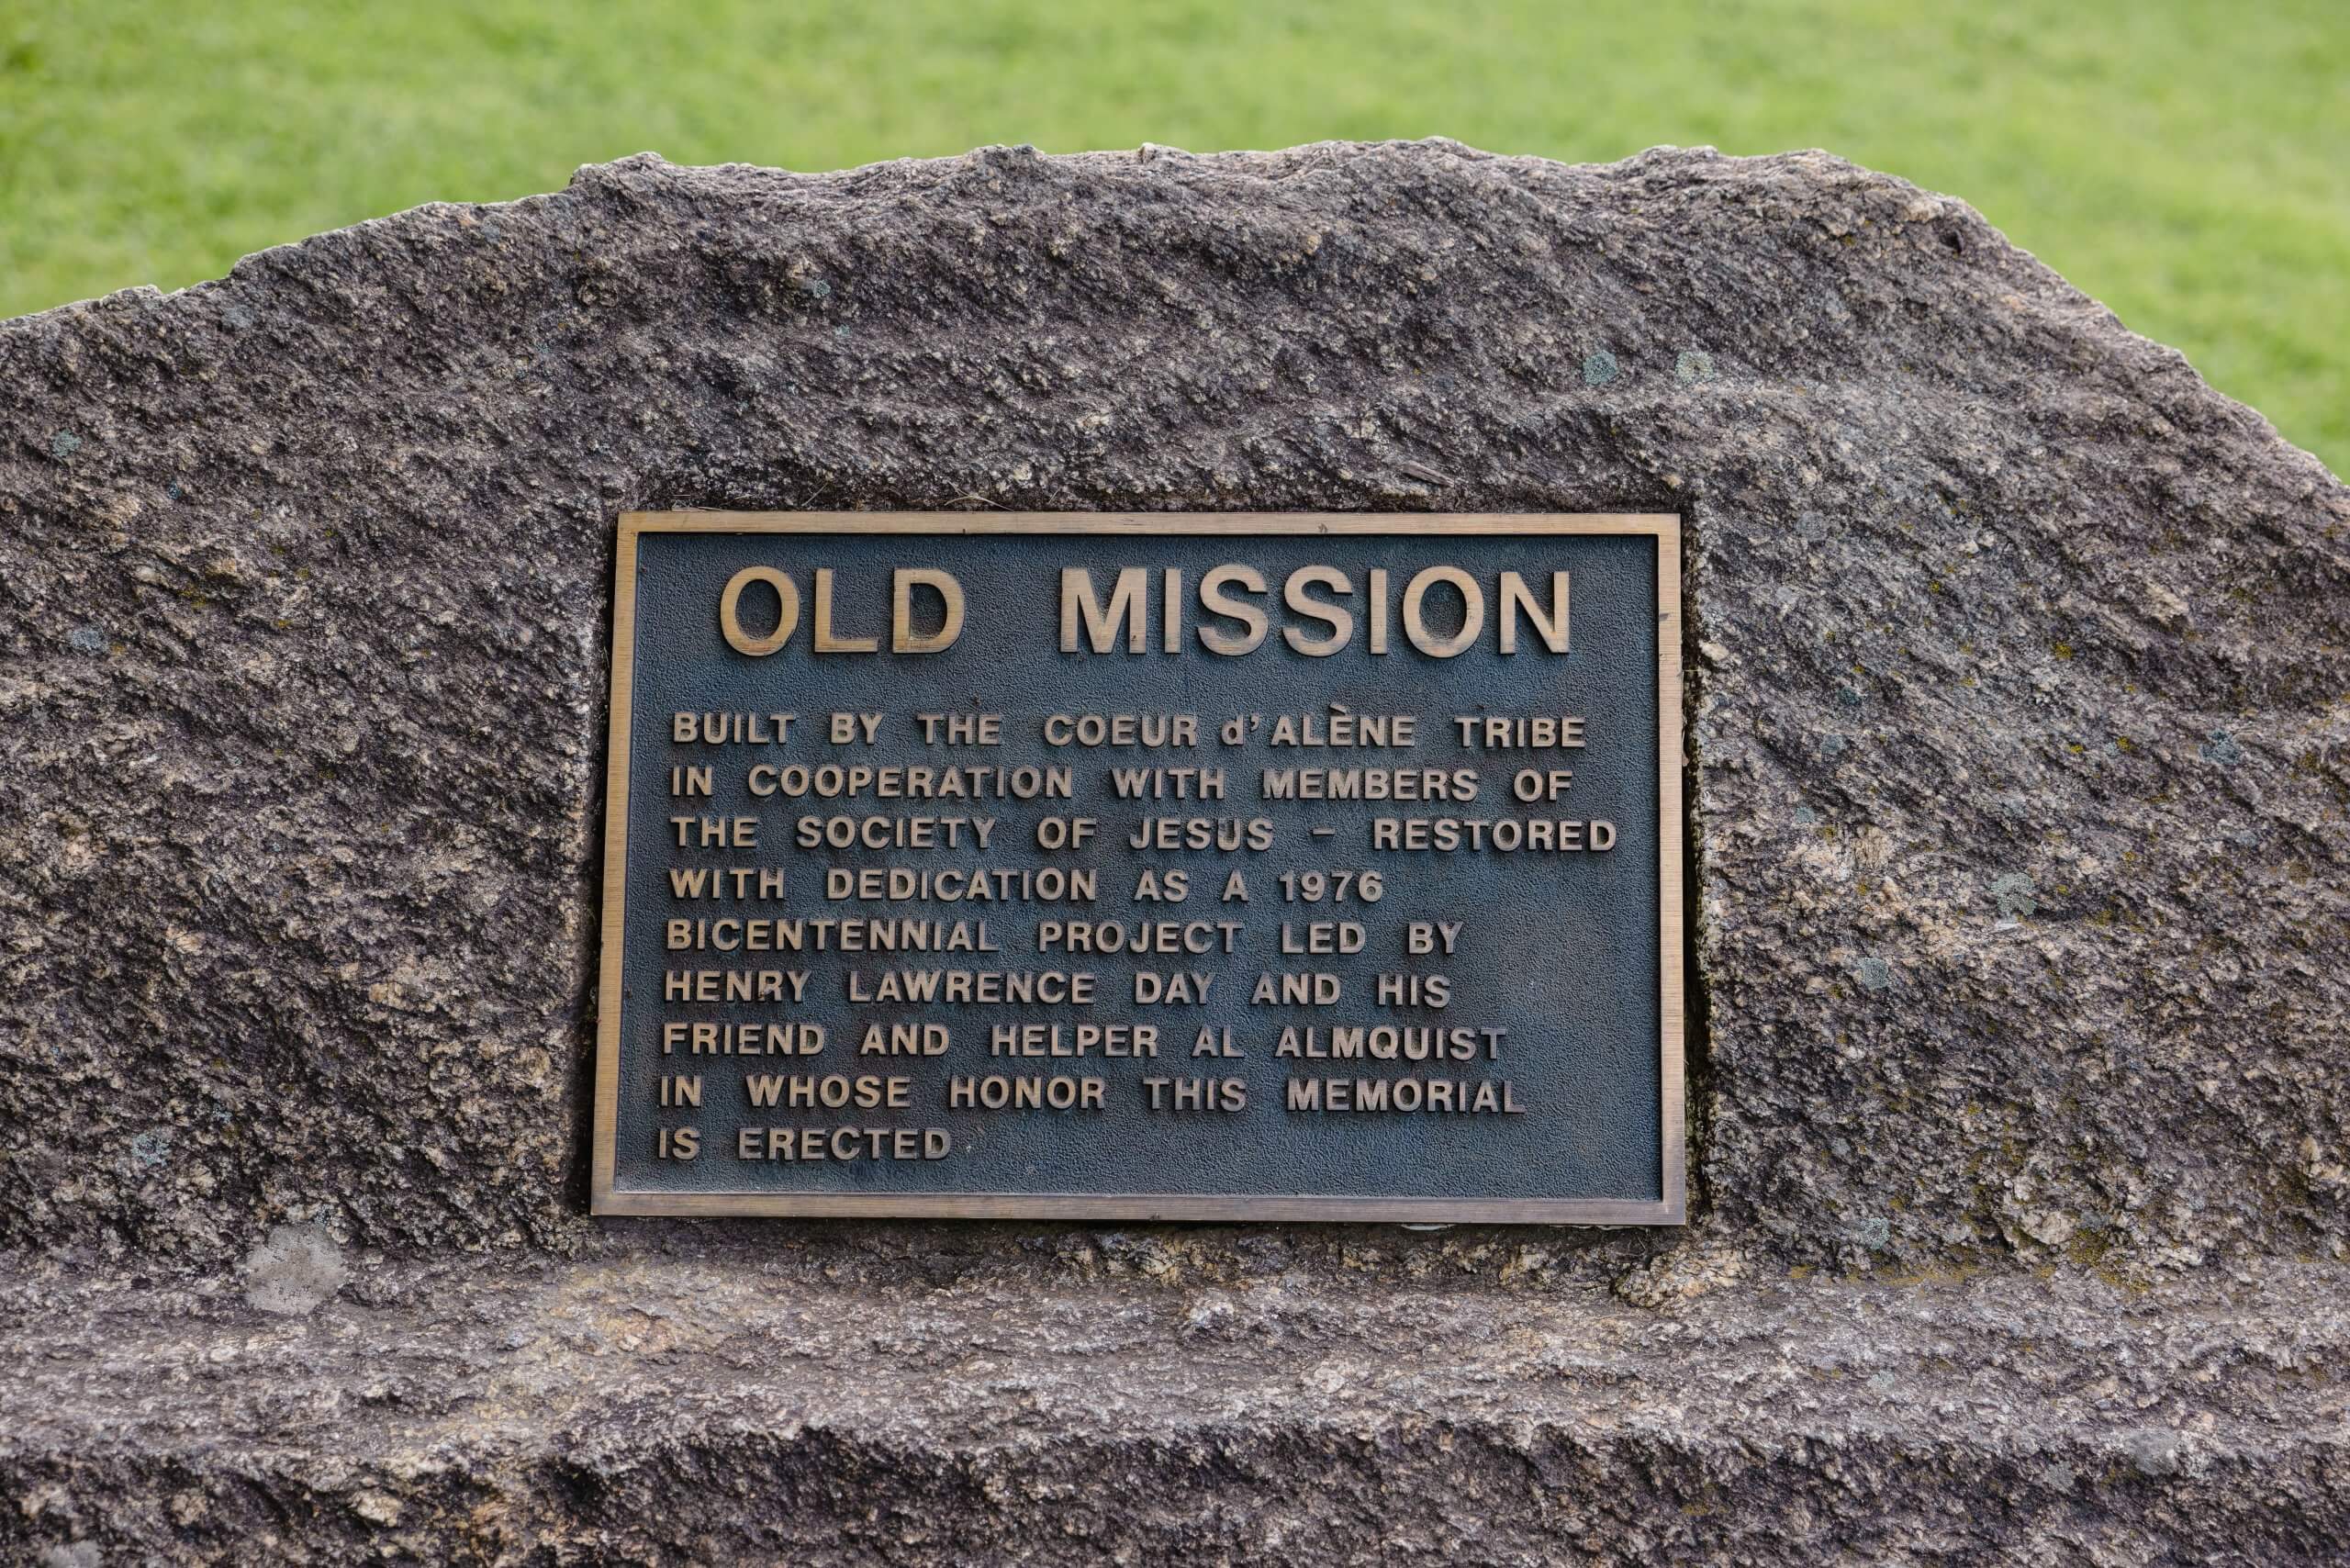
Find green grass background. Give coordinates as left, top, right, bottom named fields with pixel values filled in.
left=5, top=0, right=2344, bottom=470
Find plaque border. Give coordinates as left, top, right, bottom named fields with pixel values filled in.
left=592, top=512, right=1685, bottom=1226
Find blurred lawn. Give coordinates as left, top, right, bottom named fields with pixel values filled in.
left=4, top=0, right=2344, bottom=471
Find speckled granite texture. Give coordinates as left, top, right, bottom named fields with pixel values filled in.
left=1, top=142, right=2344, bottom=1562
left=6, top=1250, right=2348, bottom=1565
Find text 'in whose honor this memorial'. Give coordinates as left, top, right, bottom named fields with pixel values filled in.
left=592, top=514, right=1684, bottom=1223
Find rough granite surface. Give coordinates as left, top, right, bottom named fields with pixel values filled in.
left=2, top=141, right=2346, bottom=1561
left=4, top=1251, right=2349, bottom=1565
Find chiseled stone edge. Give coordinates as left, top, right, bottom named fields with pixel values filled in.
left=5, top=1256, right=2349, bottom=1562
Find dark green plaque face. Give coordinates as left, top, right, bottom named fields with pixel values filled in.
left=592, top=513, right=1684, bottom=1224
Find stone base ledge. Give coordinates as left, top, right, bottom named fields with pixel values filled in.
left=6, top=1252, right=2347, bottom=1564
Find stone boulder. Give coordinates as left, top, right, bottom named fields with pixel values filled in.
left=2, top=141, right=2344, bottom=1562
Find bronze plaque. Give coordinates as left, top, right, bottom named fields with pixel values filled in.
left=592, top=513, right=1684, bottom=1223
